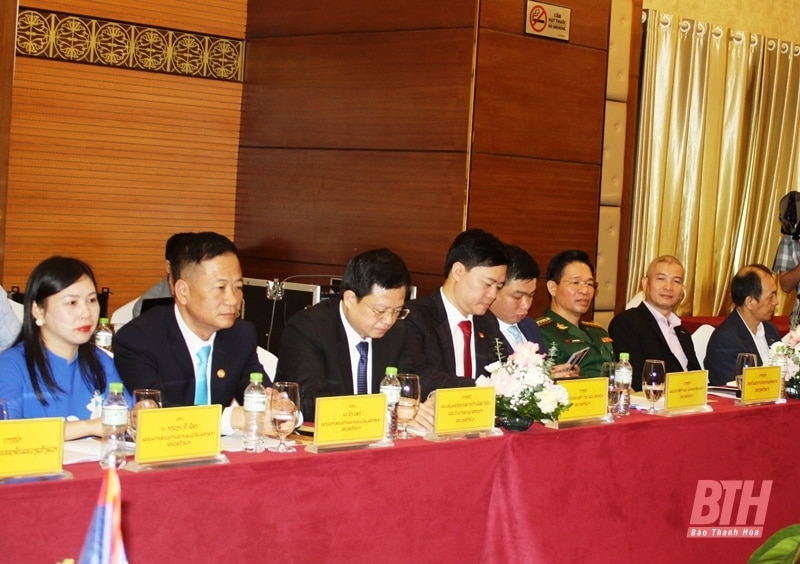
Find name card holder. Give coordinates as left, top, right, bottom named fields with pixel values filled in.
left=127, top=405, right=228, bottom=472
left=545, top=377, right=612, bottom=429
left=737, top=365, right=782, bottom=406
left=306, top=394, right=387, bottom=454
left=424, top=387, right=501, bottom=442
left=660, top=370, right=712, bottom=416
left=0, top=418, right=72, bottom=484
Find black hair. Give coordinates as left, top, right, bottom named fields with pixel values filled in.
left=165, top=232, right=194, bottom=261
left=341, top=248, right=412, bottom=299
left=18, top=256, right=107, bottom=405
left=504, top=245, right=540, bottom=282
left=170, top=232, right=238, bottom=282
left=443, top=228, right=508, bottom=278
left=546, top=250, right=595, bottom=282
left=731, top=264, right=772, bottom=306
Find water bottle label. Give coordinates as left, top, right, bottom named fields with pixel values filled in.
left=102, top=405, right=128, bottom=426
left=615, top=368, right=632, bottom=385
left=381, top=385, right=401, bottom=404
left=96, top=333, right=112, bottom=348
left=244, top=394, right=267, bottom=412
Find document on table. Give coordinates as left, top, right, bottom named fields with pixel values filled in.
left=63, top=438, right=135, bottom=465
left=220, top=431, right=294, bottom=452
left=629, top=392, right=664, bottom=411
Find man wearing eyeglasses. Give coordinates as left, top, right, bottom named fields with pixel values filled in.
left=275, top=248, right=412, bottom=421
left=536, top=249, right=615, bottom=376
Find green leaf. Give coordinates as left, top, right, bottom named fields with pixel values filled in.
left=748, top=525, right=800, bottom=564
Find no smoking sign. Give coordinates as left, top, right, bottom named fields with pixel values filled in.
left=525, top=1, right=571, bottom=41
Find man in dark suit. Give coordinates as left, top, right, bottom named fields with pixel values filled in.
left=609, top=255, right=700, bottom=391
left=114, top=232, right=267, bottom=433
left=275, top=248, right=412, bottom=421
left=405, top=228, right=508, bottom=401
left=705, top=264, right=781, bottom=386
left=489, top=245, right=577, bottom=377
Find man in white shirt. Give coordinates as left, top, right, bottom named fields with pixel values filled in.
left=608, top=255, right=700, bottom=390
left=704, top=264, right=781, bottom=386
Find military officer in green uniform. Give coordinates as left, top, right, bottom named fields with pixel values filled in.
left=537, top=250, right=615, bottom=376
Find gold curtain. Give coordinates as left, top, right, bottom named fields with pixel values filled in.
left=631, top=10, right=800, bottom=316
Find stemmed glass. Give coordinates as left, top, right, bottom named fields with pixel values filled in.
left=735, top=353, right=758, bottom=393
left=600, top=362, right=617, bottom=421
left=641, top=359, right=666, bottom=414
left=395, top=374, right=421, bottom=439
left=269, top=382, right=300, bottom=453
left=128, top=389, right=161, bottom=441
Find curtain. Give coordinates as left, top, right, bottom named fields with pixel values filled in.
left=630, top=10, right=800, bottom=316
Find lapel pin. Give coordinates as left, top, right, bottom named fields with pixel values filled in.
left=216, top=369, right=226, bottom=379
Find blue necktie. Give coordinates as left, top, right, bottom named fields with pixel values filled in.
left=508, top=324, right=525, bottom=346
left=194, top=345, right=211, bottom=405
left=356, top=341, right=369, bottom=394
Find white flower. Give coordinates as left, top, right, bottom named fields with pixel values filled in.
left=534, top=387, right=560, bottom=414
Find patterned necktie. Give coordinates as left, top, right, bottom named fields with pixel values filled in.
left=458, top=320, right=473, bottom=379
left=194, top=345, right=211, bottom=405
left=508, top=324, right=525, bottom=346
left=356, top=341, right=369, bottom=394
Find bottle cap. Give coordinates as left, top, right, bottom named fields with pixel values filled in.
left=619, top=352, right=630, bottom=361
left=385, top=366, right=398, bottom=375
left=109, top=382, right=123, bottom=393
left=249, top=372, right=264, bottom=383
left=99, top=318, right=110, bottom=324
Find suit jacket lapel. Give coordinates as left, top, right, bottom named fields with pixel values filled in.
left=335, top=315, right=356, bottom=395
left=433, top=294, right=458, bottom=373
left=166, top=308, right=195, bottom=404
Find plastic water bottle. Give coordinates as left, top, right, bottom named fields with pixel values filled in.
left=243, top=372, right=267, bottom=453
left=100, top=382, right=128, bottom=469
left=94, top=317, right=114, bottom=352
left=614, top=352, right=633, bottom=416
left=771, top=348, right=788, bottom=404
left=379, top=366, right=401, bottom=443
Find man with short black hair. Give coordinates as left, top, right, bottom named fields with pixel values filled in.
left=131, top=232, right=193, bottom=318
left=705, top=264, right=781, bottom=385
left=114, top=232, right=269, bottom=433
left=536, top=250, right=615, bottom=376
left=276, top=248, right=412, bottom=421
left=404, top=228, right=508, bottom=398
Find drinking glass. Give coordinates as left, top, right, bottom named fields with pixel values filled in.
left=396, top=374, right=421, bottom=439
left=269, top=382, right=300, bottom=453
left=0, top=398, right=7, bottom=420
left=128, top=389, right=161, bottom=441
left=641, top=359, right=666, bottom=414
left=735, top=353, right=758, bottom=392
left=600, top=362, right=617, bottom=421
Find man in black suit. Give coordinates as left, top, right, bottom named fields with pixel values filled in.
left=608, top=255, right=700, bottom=391
left=489, top=244, right=577, bottom=377
left=114, top=232, right=268, bottom=433
left=705, top=264, right=781, bottom=385
left=275, top=248, right=412, bottom=421
left=405, top=228, right=508, bottom=402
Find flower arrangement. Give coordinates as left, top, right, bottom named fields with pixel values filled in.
left=476, top=339, right=571, bottom=426
left=771, top=329, right=800, bottom=399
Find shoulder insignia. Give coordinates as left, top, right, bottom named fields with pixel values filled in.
left=601, top=337, right=613, bottom=343
left=582, top=320, right=603, bottom=329
left=536, top=317, right=552, bottom=327
left=556, top=323, right=569, bottom=331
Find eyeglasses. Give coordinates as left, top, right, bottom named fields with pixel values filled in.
left=366, top=305, right=410, bottom=320
left=559, top=278, right=599, bottom=291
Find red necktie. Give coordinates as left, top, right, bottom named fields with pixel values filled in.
left=459, top=320, right=473, bottom=379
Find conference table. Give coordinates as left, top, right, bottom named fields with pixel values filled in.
left=1, top=396, right=798, bottom=563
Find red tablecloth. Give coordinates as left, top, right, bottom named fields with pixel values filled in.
left=1, top=398, right=799, bottom=563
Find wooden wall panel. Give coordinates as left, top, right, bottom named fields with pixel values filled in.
left=241, top=30, right=475, bottom=151
left=22, top=0, right=246, bottom=38
left=472, top=28, right=607, bottom=164
left=248, top=0, right=476, bottom=37
left=480, top=0, right=611, bottom=49
left=5, top=57, right=242, bottom=309
left=468, top=153, right=602, bottom=315
left=236, top=148, right=466, bottom=277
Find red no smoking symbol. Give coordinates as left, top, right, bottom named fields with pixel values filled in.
left=530, top=5, right=547, bottom=32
